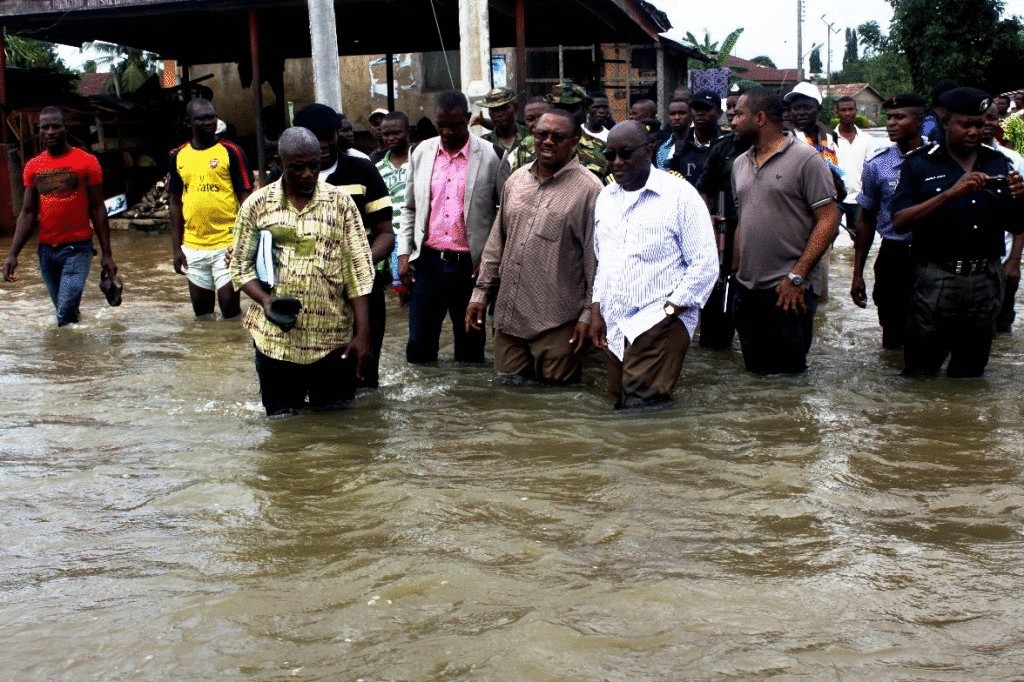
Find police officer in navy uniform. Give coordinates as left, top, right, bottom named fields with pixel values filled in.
left=891, top=87, right=1024, bottom=377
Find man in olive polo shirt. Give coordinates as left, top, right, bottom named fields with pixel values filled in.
left=731, top=87, right=839, bottom=374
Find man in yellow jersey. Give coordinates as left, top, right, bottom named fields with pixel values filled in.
left=169, top=98, right=253, bottom=318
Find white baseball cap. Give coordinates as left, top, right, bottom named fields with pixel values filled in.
left=783, top=81, right=823, bottom=105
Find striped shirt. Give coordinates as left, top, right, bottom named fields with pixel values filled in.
left=593, top=168, right=719, bottom=360
left=231, top=180, right=375, bottom=365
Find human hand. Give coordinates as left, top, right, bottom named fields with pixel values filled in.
left=589, top=306, right=608, bottom=349
left=465, top=301, right=486, bottom=331
left=851, top=273, right=867, bottom=309
left=948, top=171, right=987, bottom=199
left=570, top=321, right=590, bottom=355
left=342, top=331, right=371, bottom=380
left=173, top=247, right=188, bottom=274
left=4, top=255, right=18, bottom=282
left=101, top=255, right=118, bottom=279
left=775, top=278, right=807, bottom=315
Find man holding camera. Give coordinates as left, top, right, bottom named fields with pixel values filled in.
left=891, top=88, right=1024, bottom=377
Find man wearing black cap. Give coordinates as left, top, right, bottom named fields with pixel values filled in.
left=293, top=102, right=393, bottom=388
left=891, top=87, right=1024, bottom=377
left=658, top=90, right=723, bottom=185
left=851, top=93, right=926, bottom=350
left=694, top=83, right=754, bottom=349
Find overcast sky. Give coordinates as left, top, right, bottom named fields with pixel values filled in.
left=654, top=0, right=1024, bottom=72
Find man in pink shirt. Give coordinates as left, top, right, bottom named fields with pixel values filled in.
left=397, top=90, right=500, bottom=363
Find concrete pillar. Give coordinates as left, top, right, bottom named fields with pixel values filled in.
left=460, top=0, right=491, bottom=106
left=307, top=0, right=342, bottom=112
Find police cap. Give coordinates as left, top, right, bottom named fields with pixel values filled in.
left=883, top=93, right=926, bottom=110
left=937, top=87, right=991, bottom=116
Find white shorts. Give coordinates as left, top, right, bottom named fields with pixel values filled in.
left=181, top=245, right=232, bottom=291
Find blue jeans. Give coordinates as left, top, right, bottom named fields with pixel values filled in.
left=38, top=240, right=94, bottom=326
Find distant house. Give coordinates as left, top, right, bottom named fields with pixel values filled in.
left=818, top=83, right=885, bottom=121
left=76, top=72, right=110, bottom=97
left=725, top=55, right=800, bottom=90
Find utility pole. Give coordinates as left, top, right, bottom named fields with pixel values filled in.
left=796, top=0, right=804, bottom=80
left=307, top=0, right=342, bottom=112
left=821, top=15, right=840, bottom=95
left=460, top=0, right=492, bottom=111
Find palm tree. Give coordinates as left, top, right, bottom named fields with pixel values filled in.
left=684, top=28, right=744, bottom=69
left=82, top=41, right=158, bottom=96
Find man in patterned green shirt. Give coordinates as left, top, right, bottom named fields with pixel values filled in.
left=375, top=111, right=413, bottom=297
left=231, top=127, right=375, bottom=416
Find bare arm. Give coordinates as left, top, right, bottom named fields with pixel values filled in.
left=169, top=193, right=188, bottom=273
left=850, top=208, right=877, bottom=308
left=369, top=218, right=395, bottom=265
left=87, top=183, right=117, bottom=277
left=776, top=201, right=839, bottom=315
left=3, top=187, right=39, bottom=281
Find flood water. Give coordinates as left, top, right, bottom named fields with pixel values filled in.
left=2, top=229, right=1024, bottom=679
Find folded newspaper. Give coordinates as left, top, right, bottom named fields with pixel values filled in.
left=255, top=230, right=275, bottom=289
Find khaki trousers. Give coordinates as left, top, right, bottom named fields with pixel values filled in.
left=605, top=316, right=691, bottom=408
left=494, top=321, right=582, bottom=384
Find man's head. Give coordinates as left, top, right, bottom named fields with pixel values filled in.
left=996, top=94, right=1011, bottom=117
left=368, top=108, right=388, bottom=145
left=882, top=93, right=925, bottom=144
left=732, top=88, right=784, bottom=146
left=689, top=90, right=723, bottom=136
left=435, top=89, right=471, bottom=152
left=380, top=111, right=410, bottom=154
left=475, top=87, right=518, bottom=134
left=983, top=101, right=1001, bottom=144
left=783, top=82, right=823, bottom=135
left=725, top=81, right=756, bottom=125
left=606, top=120, right=652, bottom=191
left=629, top=99, right=657, bottom=121
left=667, top=98, right=691, bottom=138
left=672, top=85, right=692, bottom=104
left=38, top=106, right=68, bottom=154
left=524, top=96, right=553, bottom=134
left=338, top=115, right=356, bottom=151
left=1015, top=92, right=1024, bottom=112
left=939, top=87, right=991, bottom=152
left=278, top=126, right=322, bottom=197
left=836, top=96, right=858, bottom=127
left=533, top=110, right=580, bottom=175
left=186, top=97, right=218, bottom=144
left=588, top=91, right=610, bottom=124
left=293, top=102, right=342, bottom=167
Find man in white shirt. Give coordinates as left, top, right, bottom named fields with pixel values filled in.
left=590, top=121, right=719, bottom=408
left=835, top=96, right=878, bottom=237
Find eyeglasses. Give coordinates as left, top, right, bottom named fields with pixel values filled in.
left=532, top=129, right=572, bottom=144
left=604, top=144, right=646, bottom=163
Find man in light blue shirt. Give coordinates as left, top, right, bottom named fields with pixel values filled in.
left=590, top=121, right=719, bottom=408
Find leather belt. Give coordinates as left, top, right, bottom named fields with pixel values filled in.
left=932, top=259, right=993, bottom=276
left=423, top=245, right=472, bottom=263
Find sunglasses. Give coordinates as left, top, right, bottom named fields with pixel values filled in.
left=532, top=129, right=572, bottom=144
left=604, top=144, right=646, bottom=163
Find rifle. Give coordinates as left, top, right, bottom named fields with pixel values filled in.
left=716, top=191, right=731, bottom=315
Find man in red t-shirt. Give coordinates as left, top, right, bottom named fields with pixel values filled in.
left=3, top=106, right=118, bottom=326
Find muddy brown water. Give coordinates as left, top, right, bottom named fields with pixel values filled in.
left=2, top=230, right=1024, bottom=679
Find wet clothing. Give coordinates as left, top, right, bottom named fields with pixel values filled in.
left=858, top=143, right=919, bottom=348
left=231, top=179, right=375, bottom=366
left=24, top=147, right=102, bottom=246
left=254, top=345, right=357, bottom=416
left=695, top=132, right=749, bottom=349
left=38, top=239, right=93, bottom=326
left=604, top=315, right=691, bottom=408
left=168, top=140, right=251, bottom=250
left=891, top=143, right=1020, bottom=375
left=494, top=321, right=581, bottom=384
left=734, top=284, right=820, bottom=374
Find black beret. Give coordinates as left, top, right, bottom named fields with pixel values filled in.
left=293, top=103, right=342, bottom=134
left=937, top=87, right=991, bottom=116
left=883, top=93, right=926, bottom=110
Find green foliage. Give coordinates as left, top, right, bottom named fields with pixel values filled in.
left=750, top=55, right=776, bottom=68
left=3, top=30, right=72, bottom=74
left=819, top=95, right=836, bottom=124
left=83, top=41, right=158, bottom=95
left=684, top=28, right=744, bottom=69
left=889, top=0, right=1024, bottom=96
left=831, top=22, right=913, bottom=98
left=843, top=28, right=860, bottom=68
left=809, top=46, right=823, bottom=75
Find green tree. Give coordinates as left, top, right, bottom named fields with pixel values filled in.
left=843, top=28, right=860, bottom=69
left=832, top=21, right=912, bottom=98
left=83, top=41, right=158, bottom=96
left=750, top=55, right=777, bottom=68
left=889, top=0, right=1017, bottom=95
left=3, top=30, right=72, bottom=74
left=809, top=45, right=823, bottom=75
left=684, top=28, right=744, bottom=69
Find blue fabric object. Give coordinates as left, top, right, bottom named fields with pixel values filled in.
left=38, top=239, right=94, bottom=326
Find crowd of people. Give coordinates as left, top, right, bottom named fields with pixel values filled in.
left=5, top=75, right=1024, bottom=415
